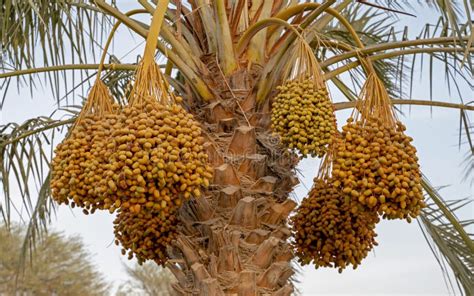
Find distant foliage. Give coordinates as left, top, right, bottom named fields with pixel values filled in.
left=0, top=224, right=109, bottom=296
left=116, top=262, right=176, bottom=296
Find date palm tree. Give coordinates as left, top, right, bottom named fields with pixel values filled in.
left=1, top=0, right=473, bottom=295
left=116, top=262, right=176, bottom=296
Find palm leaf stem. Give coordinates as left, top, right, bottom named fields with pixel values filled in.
left=321, top=36, right=470, bottom=68
left=0, top=64, right=137, bottom=79
left=134, top=1, right=204, bottom=71
left=325, top=47, right=474, bottom=79
left=334, top=99, right=474, bottom=112
left=1, top=47, right=469, bottom=92
left=215, top=0, right=238, bottom=74
left=137, top=0, right=155, bottom=13
left=1, top=119, right=75, bottom=148
left=237, top=18, right=306, bottom=55
left=267, top=2, right=364, bottom=48
left=255, top=0, right=337, bottom=101
left=93, top=0, right=213, bottom=101
left=96, top=9, right=149, bottom=80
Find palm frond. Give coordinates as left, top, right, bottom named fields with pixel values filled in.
left=317, top=7, right=472, bottom=103
left=1, top=0, right=108, bottom=68
left=414, top=19, right=473, bottom=97
left=378, top=0, right=473, bottom=64
left=0, top=115, right=75, bottom=248
left=319, top=4, right=400, bottom=96
left=0, top=0, right=111, bottom=101
left=419, top=178, right=474, bottom=296
left=460, top=109, right=474, bottom=184
left=376, top=0, right=470, bottom=25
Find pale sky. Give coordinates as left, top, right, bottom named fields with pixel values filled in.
left=1, top=2, right=472, bottom=295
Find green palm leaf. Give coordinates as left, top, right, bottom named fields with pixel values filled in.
left=0, top=0, right=112, bottom=102
left=419, top=178, right=474, bottom=295
left=0, top=116, right=74, bottom=245
left=1, top=0, right=107, bottom=68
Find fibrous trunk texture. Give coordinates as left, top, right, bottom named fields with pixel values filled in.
left=168, top=66, right=299, bottom=295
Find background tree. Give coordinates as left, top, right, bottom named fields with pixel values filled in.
left=116, top=262, right=176, bottom=296
left=0, top=224, right=109, bottom=296
left=0, top=0, right=473, bottom=295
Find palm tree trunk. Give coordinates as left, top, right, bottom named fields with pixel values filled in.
left=168, top=66, right=298, bottom=295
